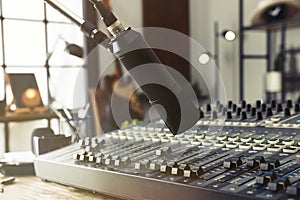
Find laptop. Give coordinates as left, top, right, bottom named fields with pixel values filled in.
left=8, top=73, right=44, bottom=109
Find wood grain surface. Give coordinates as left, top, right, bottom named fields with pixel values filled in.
left=0, top=176, right=122, bottom=200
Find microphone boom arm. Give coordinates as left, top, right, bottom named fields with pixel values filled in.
left=44, top=0, right=108, bottom=45
left=44, top=0, right=200, bottom=135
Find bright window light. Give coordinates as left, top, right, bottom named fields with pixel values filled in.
left=0, top=0, right=84, bottom=108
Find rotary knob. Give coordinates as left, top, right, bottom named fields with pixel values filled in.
left=236, top=107, right=242, bottom=116
left=241, top=111, right=247, bottom=120
left=271, top=100, right=277, bottom=108
left=276, top=103, right=283, bottom=112
left=261, top=103, right=267, bottom=112
left=266, top=107, right=273, bottom=117
left=227, top=111, right=233, bottom=120
left=256, top=100, right=262, bottom=109
left=241, top=100, right=247, bottom=109
left=284, top=107, right=291, bottom=116
left=227, top=100, right=233, bottom=109
left=246, top=104, right=252, bottom=112
left=256, top=111, right=263, bottom=120
left=286, top=99, right=293, bottom=108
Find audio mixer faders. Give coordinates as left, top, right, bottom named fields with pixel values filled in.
left=35, top=100, right=300, bottom=200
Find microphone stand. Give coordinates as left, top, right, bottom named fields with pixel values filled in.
left=46, top=35, right=84, bottom=107
left=45, top=52, right=54, bottom=106
left=44, top=0, right=108, bottom=45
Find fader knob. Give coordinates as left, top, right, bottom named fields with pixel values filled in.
left=247, top=156, right=265, bottom=167
left=255, top=172, right=277, bottom=184
left=260, top=159, right=280, bottom=171
left=223, top=157, right=243, bottom=169
left=183, top=165, right=203, bottom=178
left=171, top=162, right=183, bottom=176
left=267, top=177, right=291, bottom=191
left=160, top=161, right=171, bottom=174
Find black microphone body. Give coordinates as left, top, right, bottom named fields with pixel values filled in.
left=108, top=29, right=200, bottom=134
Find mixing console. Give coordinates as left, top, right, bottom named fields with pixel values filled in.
left=34, top=100, right=300, bottom=200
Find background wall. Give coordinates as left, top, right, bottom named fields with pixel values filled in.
left=109, top=0, right=261, bottom=103
left=103, top=0, right=293, bottom=103
left=0, top=0, right=144, bottom=154
left=191, top=0, right=300, bottom=103
left=2, top=0, right=300, bottom=154
left=190, top=0, right=265, bottom=103
left=110, top=0, right=143, bottom=28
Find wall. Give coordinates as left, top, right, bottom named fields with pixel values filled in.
left=3, top=0, right=300, bottom=154
left=106, top=0, right=268, bottom=103
left=0, top=0, right=143, bottom=154
left=190, top=0, right=267, bottom=103
left=191, top=0, right=300, bottom=103
left=103, top=0, right=265, bottom=103
left=241, top=0, right=267, bottom=102
left=110, top=0, right=143, bottom=29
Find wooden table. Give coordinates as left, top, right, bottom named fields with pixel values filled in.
left=0, top=111, right=59, bottom=152
left=0, top=176, right=121, bottom=200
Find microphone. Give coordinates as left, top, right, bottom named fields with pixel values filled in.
left=45, top=0, right=200, bottom=134
left=89, top=0, right=200, bottom=134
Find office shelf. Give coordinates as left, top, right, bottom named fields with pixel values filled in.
left=239, top=0, right=300, bottom=101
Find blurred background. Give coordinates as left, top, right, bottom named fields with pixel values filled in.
left=1, top=0, right=300, bottom=156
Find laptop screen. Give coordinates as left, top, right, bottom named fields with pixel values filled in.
left=8, top=73, right=43, bottom=108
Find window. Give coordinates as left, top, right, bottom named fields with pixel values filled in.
left=0, top=0, right=85, bottom=108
